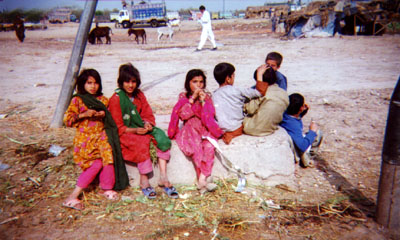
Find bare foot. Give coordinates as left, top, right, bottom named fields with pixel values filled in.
left=158, top=176, right=172, bottom=188
left=62, top=198, right=84, bottom=211
left=197, top=173, right=207, bottom=190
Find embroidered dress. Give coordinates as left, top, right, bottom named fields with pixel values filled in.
left=109, top=90, right=167, bottom=163
left=64, top=96, right=114, bottom=170
left=168, top=93, right=223, bottom=176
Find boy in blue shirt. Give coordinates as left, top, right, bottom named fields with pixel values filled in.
left=265, top=52, right=287, bottom=91
left=280, top=93, right=322, bottom=167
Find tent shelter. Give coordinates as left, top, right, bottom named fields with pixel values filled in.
left=283, top=0, right=400, bottom=38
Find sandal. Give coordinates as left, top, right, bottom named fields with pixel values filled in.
left=141, top=187, right=157, bottom=199
left=62, top=199, right=84, bottom=211
left=99, top=190, right=119, bottom=201
left=161, top=186, right=179, bottom=199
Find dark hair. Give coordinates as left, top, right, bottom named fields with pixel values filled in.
left=76, top=68, right=103, bottom=96
left=265, top=52, right=283, bottom=67
left=253, top=67, right=277, bottom=85
left=199, top=5, right=205, bottom=10
left=213, top=62, right=235, bottom=85
left=117, top=63, right=141, bottom=97
left=185, top=69, right=206, bottom=98
left=287, top=93, right=304, bottom=115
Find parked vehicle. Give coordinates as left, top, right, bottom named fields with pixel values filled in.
left=220, top=12, right=233, bottom=19
left=116, top=0, right=167, bottom=28
left=70, top=14, right=77, bottom=22
left=48, top=8, right=71, bottom=23
left=211, top=12, right=219, bottom=20
left=167, top=11, right=179, bottom=21
left=110, top=12, right=119, bottom=22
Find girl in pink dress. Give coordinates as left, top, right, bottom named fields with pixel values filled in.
left=168, top=69, right=223, bottom=193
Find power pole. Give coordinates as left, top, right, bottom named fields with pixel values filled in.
left=223, top=0, right=225, bottom=18
left=376, top=77, right=400, bottom=239
left=50, top=0, right=98, bottom=128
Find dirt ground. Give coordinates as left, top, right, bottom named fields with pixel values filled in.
left=0, top=19, right=399, bottom=239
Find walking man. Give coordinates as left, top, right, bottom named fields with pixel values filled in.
left=196, top=5, right=217, bottom=51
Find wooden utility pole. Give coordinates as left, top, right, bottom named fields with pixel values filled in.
left=376, top=77, right=400, bottom=238
left=50, top=0, right=98, bottom=128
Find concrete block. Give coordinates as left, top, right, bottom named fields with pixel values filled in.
left=125, top=126, right=295, bottom=187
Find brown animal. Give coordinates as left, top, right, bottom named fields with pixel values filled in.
left=128, top=28, right=146, bottom=44
left=88, top=26, right=112, bottom=44
left=14, top=16, right=25, bottom=42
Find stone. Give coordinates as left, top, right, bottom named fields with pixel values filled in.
left=125, top=124, right=295, bottom=187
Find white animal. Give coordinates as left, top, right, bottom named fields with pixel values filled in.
left=157, top=22, right=174, bottom=41
left=169, top=18, right=181, bottom=31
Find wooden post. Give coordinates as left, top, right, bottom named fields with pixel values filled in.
left=49, top=0, right=98, bottom=128
left=354, top=14, right=357, bottom=36
left=376, top=77, right=400, bottom=238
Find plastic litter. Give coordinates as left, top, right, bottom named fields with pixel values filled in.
left=203, top=136, right=246, bottom=192
left=49, top=145, right=66, bottom=156
left=264, top=199, right=281, bottom=209
left=0, top=162, right=10, bottom=171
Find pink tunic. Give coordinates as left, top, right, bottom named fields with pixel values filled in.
left=168, top=93, right=223, bottom=176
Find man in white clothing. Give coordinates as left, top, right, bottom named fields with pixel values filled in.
left=196, top=5, right=217, bottom=51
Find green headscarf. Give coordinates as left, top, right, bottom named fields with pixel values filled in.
left=75, top=93, right=129, bottom=191
left=115, top=88, right=171, bottom=152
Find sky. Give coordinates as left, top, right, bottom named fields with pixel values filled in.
left=0, top=0, right=277, bottom=12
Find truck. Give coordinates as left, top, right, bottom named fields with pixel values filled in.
left=48, top=8, right=72, bottom=23
left=211, top=12, right=219, bottom=20
left=116, top=0, right=167, bottom=28
left=109, top=12, right=119, bottom=22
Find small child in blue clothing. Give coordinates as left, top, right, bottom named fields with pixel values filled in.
left=253, top=52, right=287, bottom=91
left=280, top=93, right=322, bottom=167
left=265, top=52, right=287, bottom=91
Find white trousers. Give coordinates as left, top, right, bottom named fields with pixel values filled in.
left=197, top=26, right=216, bottom=50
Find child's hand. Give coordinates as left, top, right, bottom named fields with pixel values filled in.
left=198, top=90, right=206, bottom=102
left=136, top=128, right=148, bottom=135
left=310, top=121, right=319, bottom=132
left=256, top=64, right=269, bottom=81
left=144, top=122, right=153, bottom=131
left=94, top=111, right=105, bottom=118
left=81, top=109, right=97, bottom=118
left=192, top=88, right=201, bottom=100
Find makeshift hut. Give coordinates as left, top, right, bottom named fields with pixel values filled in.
left=245, top=5, right=289, bottom=19
left=341, top=0, right=400, bottom=35
left=284, top=0, right=400, bottom=38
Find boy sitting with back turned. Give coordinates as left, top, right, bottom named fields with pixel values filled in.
left=243, top=66, right=289, bottom=136
left=280, top=93, right=323, bottom=167
left=212, top=62, right=268, bottom=144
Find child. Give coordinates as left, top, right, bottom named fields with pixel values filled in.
left=212, top=62, right=268, bottom=144
left=109, top=63, right=178, bottom=199
left=63, top=69, right=126, bottom=211
left=168, top=69, right=223, bottom=194
left=265, top=52, right=287, bottom=91
left=280, top=93, right=322, bottom=167
left=243, top=66, right=289, bottom=136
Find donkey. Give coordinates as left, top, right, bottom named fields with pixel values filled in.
left=88, top=26, right=112, bottom=44
left=128, top=28, right=147, bottom=44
